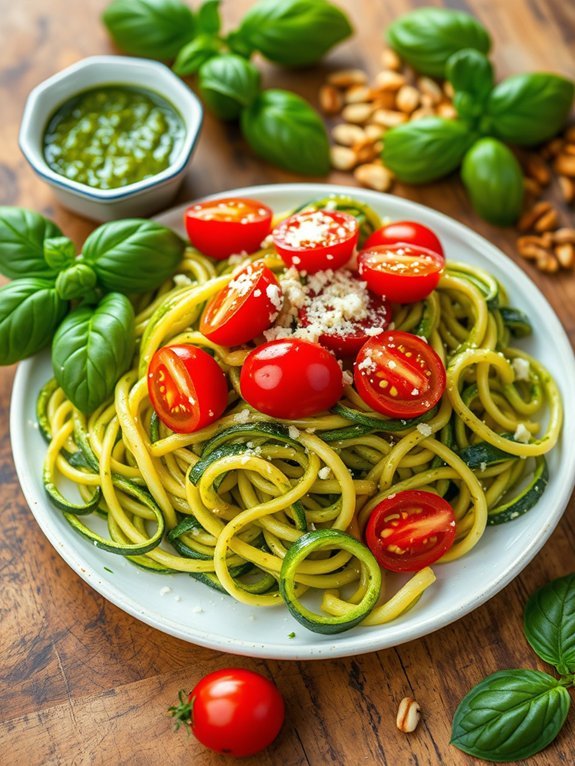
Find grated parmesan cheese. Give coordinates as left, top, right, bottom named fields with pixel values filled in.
left=318, top=466, right=332, bottom=480
left=514, top=423, right=531, bottom=443
left=512, top=357, right=531, bottom=381
left=416, top=423, right=432, bottom=437
left=288, top=425, right=300, bottom=439
left=234, top=408, right=251, bottom=424
left=173, top=274, right=193, bottom=286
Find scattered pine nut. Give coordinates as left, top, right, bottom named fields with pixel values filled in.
left=554, top=153, right=575, bottom=177
left=555, top=242, right=575, bottom=268
left=410, top=106, right=435, bottom=121
left=537, top=253, right=560, bottom=273
left=436, top=102, right=458, bottom=120
left=344, top=84, right=373, bottom=104
left=525, top=154, right=551, bottom=186
left=533, top=208, right=559, bottom=232
left=517, top=201, right=553, bottom=232
left=341, top=102, right=374, bottom=124
left=523, top=177, right=542, bottom=198
left=332, top=123, right=366, bottom=147
left=396, top=85, right=420, bottom=114
left=364, top=124, right=385, bottom=141
left=327, top=69, right=368, bottom=88
left=396, top=698, right=421, bottom=733
left=417, top=77, right=443, bottom=104
left=559, top=175, right=575, bottom=204
left=330, top=145, right=357, bottom=171
left=553, top=227, right=575, bottom=245
left=319, top=85, right=343, bottom=115
left=381, top=48, right=402, bottom=71
left=354, top=163, right=393, bottom=192
left=372, top=109, right=408, bottom=128
left=373, top=70, right=406, bottom=92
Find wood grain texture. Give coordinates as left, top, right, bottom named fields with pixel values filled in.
left=0, top=1, right=574, bottom=764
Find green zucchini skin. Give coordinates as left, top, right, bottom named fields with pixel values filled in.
left=36, top=378, right=59, bottom=443
left=499, top=307, right=532, bottom=338
left=280, top=529, right=381, bottom=634
left=201, top=421, right=300, bottom=457
left=333, top=403, right=437, bottom=431
left=458, top=439, right=515, bottom=469
left=487, top=457, right=549, bottom=525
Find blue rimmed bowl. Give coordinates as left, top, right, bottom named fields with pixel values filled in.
left=19, top=55, right=203, bottom=222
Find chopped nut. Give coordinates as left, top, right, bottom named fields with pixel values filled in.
left=554, top=153, right=575, bottom=177
left=354, top=162, right=393, bottom=192
left=372, top=109, right=408, bottom=128
left=332, top=123, right=366, bottom=147
left=344, top=84, right=373, bottom=104
left=517, top=200, right=552, bottom=232
left=341, top=102, right=374, bottom=124
left=559, top=175, right=575, bottom=203
left=533, top=208, right=559, bottom=232
left=516, top=240, right=551, bottom=261
left=371, top=92, right=399, bottom=111
left=396, top=85, right=420, bottom=114
left=354, top=138, right=379, bottom=164
left=553, top=227, right=575, bottom=244
left=410, top=106, right=435, bottom=121
left=523, top=177, right=542, bottom=198
left=565, top=125, right=575, bottom=143
left=373, top=70, right=406, bottom=92
left=327, top=68, right=368, bottom=88
left=417, top=77, right=443, bottom=104
left=420, top=93, right=436, bottom=109
left=319, top=85, right=343, bottom=115
left=381, top=48, right=402, bottom=71
left=537, top=253, right=560, bottom=273
left=364, top=124, right=385, bottom=141
left=443, top=81, right=455, bottom=99
left=436, top=102, right=458, bottom=119
left=524, top=154, right=551, bottom=186
left=555, top=242, right=575, bottom=268
left=396, top=697, right=421, bottom=733
left=330, top=145, right=357, bottom=171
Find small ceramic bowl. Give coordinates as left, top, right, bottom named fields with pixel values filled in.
left=19, top=55, right=203, bottom=222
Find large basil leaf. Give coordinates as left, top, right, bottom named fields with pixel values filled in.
left=487, top=73, right=574, bottom=146
left=198, top=54, right=261, bottom=120
left=387, top=8, right=491, bottom=79
left=451, top=669, right=571, bottom=762
left=0, top=207, right=63, bottom=280
left=233, top=0, right=352, bottom=68
left=382, top=117, right=475, bottom=184
left=0, top=279, right=68, bottom=364
left=197, top=0, right=220, bottom=35
left=524, top=574, right=575, bottom=675
left=447, top=49, right=494, bottom=103
left=241, top=89, right=330, bottom=176
left=461, top=138, right=524, bottom=226
left=52, top=293, right=135, bottom=414
left=102, top=0, right=196, bottom=60
left=81, top=219, right=184, bottom=294
left=173, top=34, right=222, bottom=76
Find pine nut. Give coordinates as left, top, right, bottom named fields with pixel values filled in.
left=327, top=69, right=368, bottom=88
left=319, top=85, right=343, bottom=115
left=396, top=85, right=420, bottom=114
left=524, top=154, right=551, bottom=186
left=517, top=236, right=552, bottom=259
left=330, top=145, right=357, bottom=171
left=554, top=153, right=575, bottom=177
left=354, top=163, right=393, bottom=192
left=364, top=124, right=385, bottom=141
left=371, top=92, right=399, bottom=111
left=555, top=243, right=575, bottom=268
left=436, top=102, right=458, bottom=119
left=417, top=77, right=443, bottom=104
left=372, top=109, right=408, bottom=128
left=559, top=175, right=575, bottom=203
left=523, top=177, right=542, bottom=198
left=381, top=48, right=402, bottom=71
left=410, top=107, right=435, bottom=121
left=533, top=208, right=559, bottom=232
left=540, top=137, right=564, bottom=159
left=341, top=102, right=374, bottom=124
left=332, top=123, right=366, bottom=146
left=396, top=697, right=421, bottom=733
left=537, top=253, right=560, bottom=273
left=443, top=81, right=455, bottom=99
left=517, top=201, right=552, bottom=232
left=373, top=70, right=406, bottom=92
left=553, top=227, right=575, bottom=245
left=344, top=85, right=372, bottom=104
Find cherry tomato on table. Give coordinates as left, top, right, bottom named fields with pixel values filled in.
left=354, top=331, right=446, bottom=418
left=200, top=261, right=283, bottom=346
left=358, top=243, right=445, bottom=304
left=169, top=668, right=285, bottom=757
left=147, top=344, right=228, bottom=433
left=240, top=338, right=344, bottom=419
left=365, top=490, right=456, bottom=572
left=364, top=220, right=444, bottom=257
left=184, top=197, right=273, bottom=260
left=272, top=209, right=359, bottom=273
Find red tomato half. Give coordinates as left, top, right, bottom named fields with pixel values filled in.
left=170, top=668, right=285, bottom=757
left=200, top=262, right=283, bottom=346
left=272, top=209, right=359, bottom=274
left=364, top=221, right=444, bottom=257
left=354, top=331, right=446, bottom=418
left=365, top=490, right=456, bottom=572
left=358, top=243, right=445, bottom=304
left=240, top=338, right=344, bottom=419
left=184, top=197, right=273, bottom=260
left=147, top=344, right=228, bottom=433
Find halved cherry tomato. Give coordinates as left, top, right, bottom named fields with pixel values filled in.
left=147, top=344, right=227, bottom=433
left=365, top=490, right=456, bottom=572
left=184, top=197, right=273, bottom=260
left=169, top=668, right=285, bottom=757
left=364, top=221, right=444, bottom=257
left=358, top=243, right=445, bottom=304
left=272, top=209, right=359, bottom=274
left=240, top=338, right=343, bottom=419
left=200, top=262, right=283, bottom=346
left=354, top=331, right=446, bottom=418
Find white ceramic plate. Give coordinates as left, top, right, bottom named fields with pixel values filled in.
left=11, top=183, right=575, bottom=659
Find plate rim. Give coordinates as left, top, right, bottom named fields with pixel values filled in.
left=10, top=182, right=575, bottom=659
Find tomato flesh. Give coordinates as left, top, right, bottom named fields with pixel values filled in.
left=200, top=262, right=283, bottom=346
left=184, top=197, right=273, bottom=260
left=147, top=344, right=228, bottom=433
left=240, top=338, right=344, bottom=419
left=354, top=331, right=446, bottom=418
left=272, top=209, right=359, bottom=274
left=365, top=490, right=456, bottom=572
left=358, top=243, right=445, bottom=303
left=364, top=220, right=444, bottom=257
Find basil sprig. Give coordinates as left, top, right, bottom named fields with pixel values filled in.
left=451, top=574, right=575, bottom=762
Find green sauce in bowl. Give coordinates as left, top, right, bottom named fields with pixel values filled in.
left=43, top=86, right=185, bottom=190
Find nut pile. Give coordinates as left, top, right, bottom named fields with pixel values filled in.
left=319, top=49, right=456, bottom=193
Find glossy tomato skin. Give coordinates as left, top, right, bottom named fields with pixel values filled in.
left=187, top=668, right=285, bottom=757
left=354, top=331, right=446, bottom=418
left=200, top=262, right=283, bottom=346
left=272, top=209, right=359, bottom=274
left=184, top=197, right=273, bottom=260
left=358, top=243, right=445, bottom=304
left=365, top=490, right=456, bottom=572
left=147, top=344, right=228, bottom=433
left=240, top=338, right=344, bottom=419
left=364, top=221, right=444, bottom=257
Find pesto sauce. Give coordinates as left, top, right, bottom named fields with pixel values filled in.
left=43, top=86, right=185, bottom=190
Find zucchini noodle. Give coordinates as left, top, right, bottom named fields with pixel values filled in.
left=38, top=195, right=562, bottom=634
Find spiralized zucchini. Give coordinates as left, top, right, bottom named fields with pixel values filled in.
left=39, top=196, right=562, bottom=634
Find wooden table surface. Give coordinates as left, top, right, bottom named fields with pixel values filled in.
left=1, top=1, right=574, bottom=764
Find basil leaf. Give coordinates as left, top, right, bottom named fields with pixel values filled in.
left=43, top=236, right=76, bottom=271
left=461, top=138, right=524, bottom=226
left=241, top=89, right=330, bottom=176
left=173, top=34, right=222, bottom=76
left=451, top=669, right=571, bottom=762
left=82, top=219, right=184, bottom=294
left=387, top=8, right=491, bottom=79
left=524, top=574, right=575, bottom=675
left=234, top=0, right=352, bottom=68
left=447, top=48, right=494, bottom=103
left=0, top=207, right=62, bottom=280
left=197, top=0, right=220, bottom=35
left=0, top=279, right=68, bottom=364
left=198, top=54, right=261, bottom=120
left=487, top=73, right=574, bottom=146
left=55, top=264, right=99, bottom=302
left=102, top=0, right=196, bottom=60
left=52, top=293, right=135, bottom=414
left=382, top=117, right=475, bottom=184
